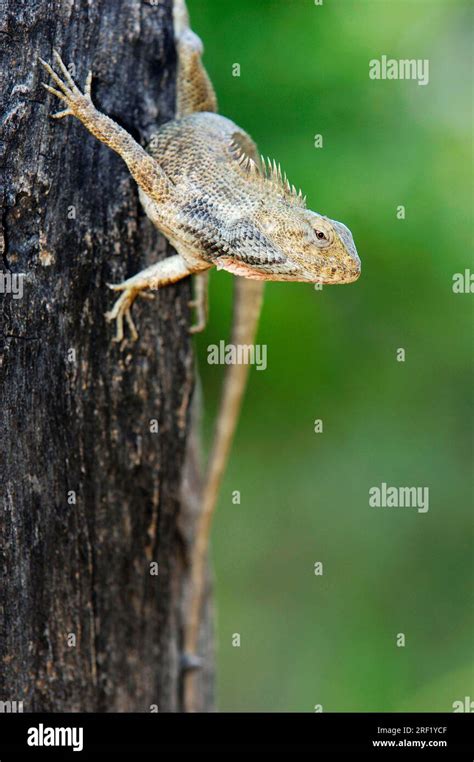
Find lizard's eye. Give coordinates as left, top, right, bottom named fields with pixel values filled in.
left=313, top=227, right=332, bottom=247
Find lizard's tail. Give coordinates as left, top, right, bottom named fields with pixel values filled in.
left=184, top=276, right=264, bottom=709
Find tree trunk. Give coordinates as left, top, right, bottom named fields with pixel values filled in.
left=0, top=0, right=213, bottom=712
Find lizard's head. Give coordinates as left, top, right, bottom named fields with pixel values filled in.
left=262, top=206, right=361, bottom=284
left=202, top=144, right=361, bottom=284
left=256, top=203, right=360, bottom=284
left=215, top=205, right=361, bottom=284
left=216, top=146, right=361, bottom=284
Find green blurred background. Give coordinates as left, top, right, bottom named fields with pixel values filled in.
left=188, top=0, right=473, bottom=711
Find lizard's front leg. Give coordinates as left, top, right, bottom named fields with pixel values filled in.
left=39, top=51, right=170, bottom=203
left=106, top=254, right=209, bottom=342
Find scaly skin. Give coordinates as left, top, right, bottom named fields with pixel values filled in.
left=40, top=0, right=361, bottom=711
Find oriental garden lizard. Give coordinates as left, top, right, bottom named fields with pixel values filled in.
left=39, top=0, right=361, bottom=711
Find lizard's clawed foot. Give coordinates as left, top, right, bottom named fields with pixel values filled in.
left=105, top=284, right=141, bottom=343
left=39, top=49, right=93, bottom=119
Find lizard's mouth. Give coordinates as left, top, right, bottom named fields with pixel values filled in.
left=310, top=256, right=361, bottom=285
left=343, top=261, right=361, bottom=283
left=338, top=249, right=361, bottom=284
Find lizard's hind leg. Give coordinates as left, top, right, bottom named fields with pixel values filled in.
left=173, top=0, right=217, bottom=116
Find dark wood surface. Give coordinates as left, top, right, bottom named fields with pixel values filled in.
left=0, top=0, right=213, bottom=712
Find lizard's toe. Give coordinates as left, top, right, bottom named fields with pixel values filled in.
left=106, top=288, right=139, bottom=343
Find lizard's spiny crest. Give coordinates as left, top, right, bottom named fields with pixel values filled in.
left=229, top=139, right=307, bottom=209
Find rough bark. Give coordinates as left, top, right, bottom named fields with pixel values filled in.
left=0, top=0, right=213, bottom=712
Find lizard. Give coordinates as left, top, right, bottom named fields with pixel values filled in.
left=39, top=0, right=361, bottom=711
